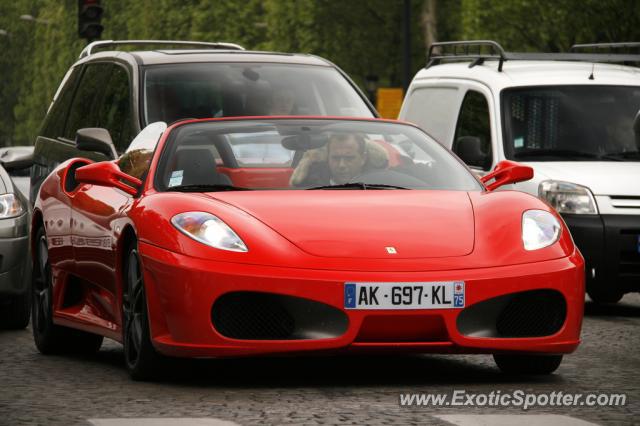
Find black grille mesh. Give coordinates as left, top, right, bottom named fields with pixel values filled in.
left=212, top=292, right=295, bottom=340
left=496, top=290, right=566, bottom=337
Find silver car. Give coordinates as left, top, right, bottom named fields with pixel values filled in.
left=0, top=147, right=32, bottom=329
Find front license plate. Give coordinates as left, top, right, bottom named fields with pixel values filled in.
left=344, top=281, right=465, bottom=310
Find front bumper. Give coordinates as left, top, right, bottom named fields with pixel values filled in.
left=563, top=213, right=640, bottom=292
left=139, top=242, right=584, bottom=358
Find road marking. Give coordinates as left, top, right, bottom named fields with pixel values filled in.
left=434, top=414, right=599, bottom=426
left=88, top=419, right=241, bottom=426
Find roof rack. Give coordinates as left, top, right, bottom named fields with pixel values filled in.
left=570, top=42, right=640, bottom=54
left=426, top=40, right=509, bottom=70
left=426, top=40, right=640, bottom=72
left=79, top=39, right=245, bottom=59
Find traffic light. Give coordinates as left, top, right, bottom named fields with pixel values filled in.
left=78, top=0, right=103, bottom=41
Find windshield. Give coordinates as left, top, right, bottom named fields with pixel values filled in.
left=143, top=63, right=372, bottom=125
left=155, top=119, right=482, bottom=192
left=503, top=86, right=640, bottom=162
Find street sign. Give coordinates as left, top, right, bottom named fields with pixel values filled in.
left=376, top=88, right=404, bottom=119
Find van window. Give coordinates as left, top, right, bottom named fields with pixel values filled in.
left=63, top=63, right=112, bottom=140
left=401, top=87, right=459, bottom=144
left=452, top=90, right=492, bottom=170
left=41, top=68, right=81, bottom=139
left=503, top=86, right=640, bottom=161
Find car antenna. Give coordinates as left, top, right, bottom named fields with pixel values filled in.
left=588, top=63, right=595, bottom=80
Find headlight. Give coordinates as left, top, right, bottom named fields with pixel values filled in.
left=522, top=210, right=561, bottom=251
left=538, top=180, right=598, bottom=214
left=171, top=212, right=248, bottom=252
left=0, top=193, right=24, bottom=219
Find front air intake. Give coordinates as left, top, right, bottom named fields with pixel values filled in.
left=496, top=290, right=566, bottom=337
left=212, top=292, right=348, bottom=340
left=457, top=289, right=567, bottom=338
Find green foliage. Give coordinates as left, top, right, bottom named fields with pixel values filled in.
left=264, top=0, right=426, bottom=89
left=1, top=0, right=423, bottom=146
left=2, top=0, right=640, bottom=146
left=436, top=0, right=463, bottom=42
left=460, top=0, right=640, bottom=51
left=13, top=1, right=84, bottom=146
left=0, top=0, right=38, bottom=146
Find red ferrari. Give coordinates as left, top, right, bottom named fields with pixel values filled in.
left=31, top=117, right=584, bottom=380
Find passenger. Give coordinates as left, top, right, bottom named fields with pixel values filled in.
left=290, top=133, right=389, bottom=187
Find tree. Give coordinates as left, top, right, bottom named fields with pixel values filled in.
left=264, top=0, right=426, bottom=89
left=12, top=0, right=84, bottom=146
left=0, top=0, right=40, bottom=146
left=460, top=0, right=640, bottom=52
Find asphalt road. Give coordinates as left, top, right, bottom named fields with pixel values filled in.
left=1, top=295, right=639, bottom=426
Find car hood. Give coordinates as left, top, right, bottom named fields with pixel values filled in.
left=523, top=161, right=640, bottom=196
left=205, top=191, right=475, bottom=259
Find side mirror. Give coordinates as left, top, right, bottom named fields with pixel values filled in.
left=0, top=146, right=34, bottom=171
left=481, top=160, right=533, bottom=191
left=76, top=128, right=117, bottom=160
left=455, top=136, right=490, bottom=170
left=75, top=161, right=142, bottom=196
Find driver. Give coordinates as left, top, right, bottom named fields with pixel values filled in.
left=290, top=133, right=389, bottom=187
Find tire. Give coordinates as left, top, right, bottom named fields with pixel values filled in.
left=493, top=354, right=563, bottom=375
left=122, top=241, right=165, bottom=381
left=0, top=291, right=30, bottom=330
left=31, top=226, right=103, bottom=355
left=587, top=286, right=623, bottom=304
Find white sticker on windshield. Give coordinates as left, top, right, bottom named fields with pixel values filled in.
left=514, top=136, right=524, bottom=148
left=168, top=170, right=184, bottom=187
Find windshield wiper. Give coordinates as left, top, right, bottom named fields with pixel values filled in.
left=514, top=149, right=603, bottom=160
left=599, top=151, right=640, bottom=161
left=307, top=182, right=409, bottom=190
left=166, top=184, right=251, bottom=192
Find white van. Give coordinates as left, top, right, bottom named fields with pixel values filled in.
left=399, top=41, right=640, bottom=304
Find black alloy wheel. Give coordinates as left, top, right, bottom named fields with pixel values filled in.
left=32, top=226, right=103, bottom=354
left=123, top=242, right=164, bottom=380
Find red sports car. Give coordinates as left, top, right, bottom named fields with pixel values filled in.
left=31, top=117, right=584, bottom=380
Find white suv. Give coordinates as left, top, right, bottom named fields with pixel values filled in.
left=399, top=41, right=640, bottom=304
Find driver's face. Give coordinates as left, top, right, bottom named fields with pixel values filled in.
left=328, top=137, right=366, bottom=184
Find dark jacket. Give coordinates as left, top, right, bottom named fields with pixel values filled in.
left=290, top=141, right=390, bottom=187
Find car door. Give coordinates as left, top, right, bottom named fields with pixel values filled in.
left=31, top=67, right=82, bottom=205
left=69, top=63, right=135, bottom=317
left=70, top=183, right=130, bottom=299
left=39, top=166, right=76, bottom=275
left=32, top=63, right=114, bottom=205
